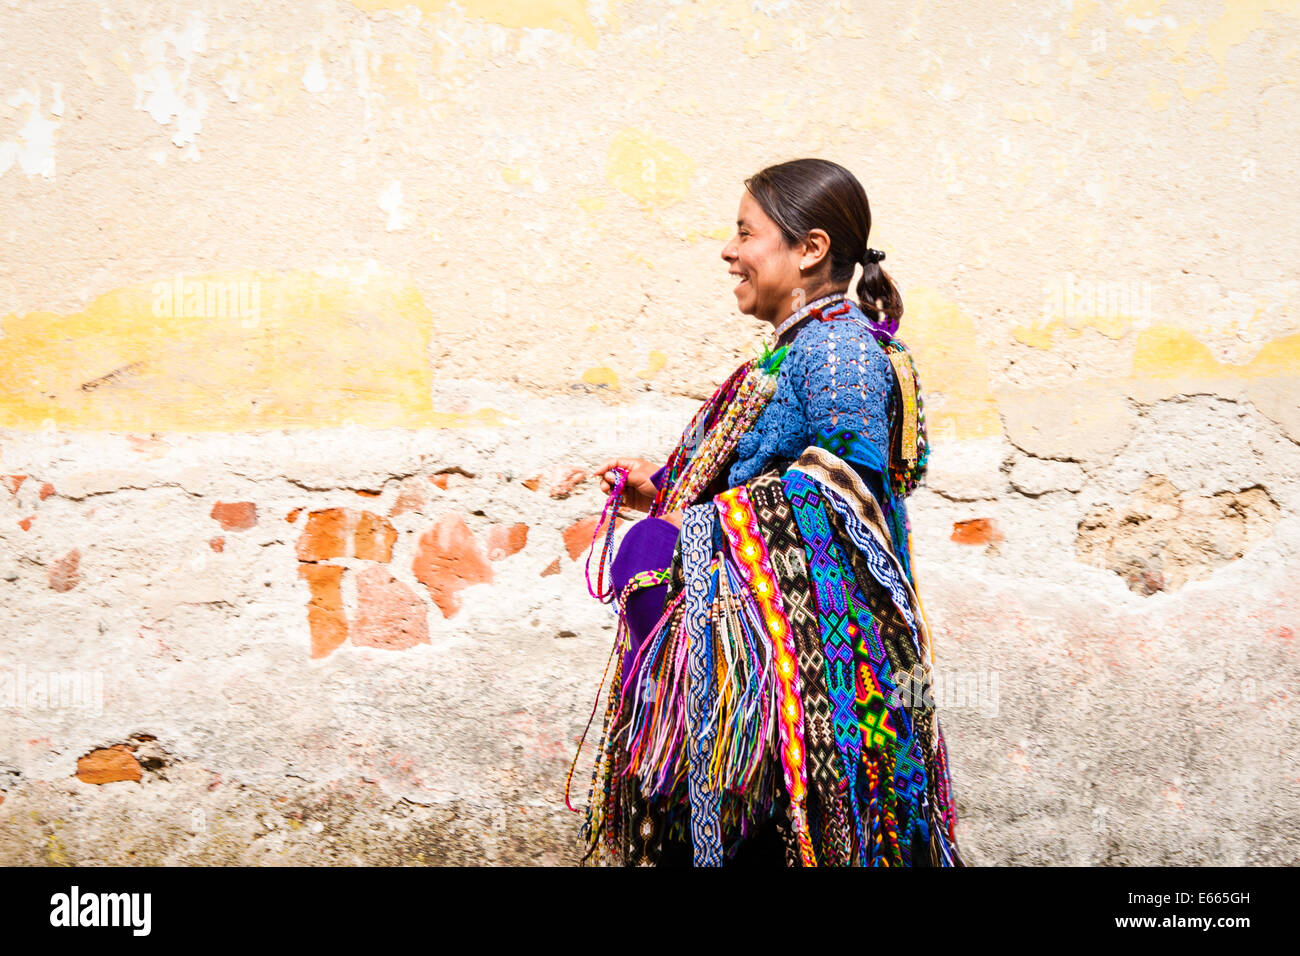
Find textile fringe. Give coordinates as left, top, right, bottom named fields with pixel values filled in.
left=577, top=441, right=964, bottom=867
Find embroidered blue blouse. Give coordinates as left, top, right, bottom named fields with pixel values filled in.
left=626, top=297, right=915, bottom=685
left=730, top=298, right=893, bottom=489
left=649, top=298, right=909, bottom=564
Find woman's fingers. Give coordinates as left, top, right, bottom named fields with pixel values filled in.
left=592, top=458, right=656, bottom=497
left=593, top=458, right=642, bottom=482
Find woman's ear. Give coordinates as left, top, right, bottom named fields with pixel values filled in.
left=802, top=228, right=832, bottom=268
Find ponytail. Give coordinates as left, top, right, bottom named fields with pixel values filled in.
left=855, top=249, right=905, bottom=337
left=853, top=248, right=927, bottom=502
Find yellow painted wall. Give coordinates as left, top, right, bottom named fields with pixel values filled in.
left=1, top=0, right=1295, bottom=447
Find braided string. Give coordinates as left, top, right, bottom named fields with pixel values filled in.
left=565, top=618, right=624, bottom=814
left=585, top=467, right=627, bottom=602
left=617, top=568, right=671, bottom=612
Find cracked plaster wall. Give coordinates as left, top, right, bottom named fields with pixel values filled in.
left=1, top=0, right=1296, bottom=865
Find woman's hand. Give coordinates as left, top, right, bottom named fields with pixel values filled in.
left=592, top=457, right=660, bottom=512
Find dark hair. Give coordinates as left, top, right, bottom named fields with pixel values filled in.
left=743, top=158, right=904, bottom=332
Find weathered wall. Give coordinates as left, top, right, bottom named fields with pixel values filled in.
left=1, top=0, right=1296, bottom=865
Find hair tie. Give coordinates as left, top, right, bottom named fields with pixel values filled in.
left=863, top=248, right=886, bottom=264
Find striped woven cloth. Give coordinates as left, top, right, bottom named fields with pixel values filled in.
left=580, top=444, right=964, bottom=867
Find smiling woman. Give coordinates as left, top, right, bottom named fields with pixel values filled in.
left=576, top=159, right=962, bottom=868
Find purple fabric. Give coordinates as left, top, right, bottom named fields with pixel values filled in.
left=650, top=464, right=667, bottom=490
left=611, top=516, right=678, bottom=687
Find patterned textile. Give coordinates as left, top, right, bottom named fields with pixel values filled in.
left=714, top=484, right=817, bottom=867
left=782, top=468, right=924, bottom=864
left=879, top=340, right=930, bottom=497
left=781, top=478, right=878, bottom=754
left=579, top=451, right=965, bottom=867
left=651, top=348, right=787, bottom=517
left=575, top=307, right=962, bottom=868
left=800, top=465, right=962, bottom=865
left=747, top=475, right=855, bottom=866
left=812, top=424, right=915, bottom=584
left=790, top=447, right=931, bottom=666
left=681, top=505, right=723, bottom=866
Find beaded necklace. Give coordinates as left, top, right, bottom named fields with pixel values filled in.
left=647, top=294, right=850, bottom=516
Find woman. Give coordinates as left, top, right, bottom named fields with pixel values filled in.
left=575, top=159, right=963, bottom=867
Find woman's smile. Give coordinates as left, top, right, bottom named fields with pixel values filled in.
left=722, top=189, right=797, bottom=322
left=722, top=188, right=839, bottom=327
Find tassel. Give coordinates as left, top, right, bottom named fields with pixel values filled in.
left=706, top=555, right=775, bottom=793
left=927, top=817, right=943, bottom=867
left=758, top=341, right=790, bottom=375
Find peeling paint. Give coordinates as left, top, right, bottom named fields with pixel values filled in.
left=1204, top=0, right=1300, bottom=65
left=0, top=86, right=61, bottom=178
left=903, top=288, right=1002, bottom=441
left=1, top=0, right=1297, bottom=869
left=129, top=12, right=210, bottom=158
left=1133, top=326, right=1300, bottom=381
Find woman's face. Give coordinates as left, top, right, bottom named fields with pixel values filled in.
left=721, top=190, right=803, bottom=324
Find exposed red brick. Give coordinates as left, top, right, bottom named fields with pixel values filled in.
left=209, top=537, right=224, bottom=553
left=298, top=563, right=348, bottom=659
left=487, top=522, right=529, bottom=561
left=49, top=549, right=80, bottom=591
left=389, top=480, right=427, bottom=517
left=429, top=474, right=450, bottom=490
left=210, top=500, right=257, bottom=531
left=18, top=516, right=33, bottom=531
left=297, top=508, right=349, bottom=561
left=412, top=514, right=493, bottom=618
left=3, top=475, right=25, bottom=495
left=354, top=512, right=396, bottom=563
left=522, top=476, right=541, bottom=491
left=39, top=482, right=55, bottom=500
left=563, top=514, right=622, bottom=561
left=76, top=745, right=141, bottom=785
left=296, top=508, right=394, bottom=562
left=950, top=518, right=1003, bottom=546
left=540, top=557, right=561, bottom=577
left=352, top=565, right=430, bottom=650
left=286, top=507, right=302, bottom=523
left=355, top=489, right=382, bottom=498
left=539, top=465, right=588, bottom=499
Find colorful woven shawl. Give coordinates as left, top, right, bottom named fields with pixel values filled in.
left=577, top=450, right=965, bottom=867
left=574, top=318, right=960, bottom=867
left=649, top=344, right=788, bottom=517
